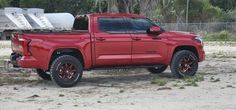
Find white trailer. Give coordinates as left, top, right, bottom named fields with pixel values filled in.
left=0, top=7, right=32, bottom=40
left=0, top=7, right=75, bottom=40
left=24, top=8, right=54, bottom=29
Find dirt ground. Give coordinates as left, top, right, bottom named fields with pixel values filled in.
left=0, top=41, right=236, bottom=110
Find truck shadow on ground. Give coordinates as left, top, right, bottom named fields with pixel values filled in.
left=26, top=72, right=174, bottom=88
left=78, top=71, right=174, bottom=87
left=0, top=70, right=174, bottom=88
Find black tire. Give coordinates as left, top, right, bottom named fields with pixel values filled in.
left=147, top=65, right=168, bottom=74
left=36, top=69, right=51, bottom=80
left=170, top=50, right=198, bottom=78
left=50, top=55, right=83, bottom=87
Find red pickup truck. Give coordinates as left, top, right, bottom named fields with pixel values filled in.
left=10, top=14, right=205, bottom=87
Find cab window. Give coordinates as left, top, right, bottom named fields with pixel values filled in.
left=73, top=15, right=89, bottom=30
left=98, top=17, right=129, bottom=33
left=128, top=18, right=157, bottom=33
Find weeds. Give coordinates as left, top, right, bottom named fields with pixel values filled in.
left=172, top=83, right=179, bottom=87
left=151, top=76, right=168, bottom=86
left=0, top=44, right=11, bottom=49
left=0, top=56, right=9, bottom=65
left=183, top=75, right=204, bottom=83
left=203, top=31, right=234, bottom=42
left=151, top=74, right=204, bottom=88
left=0, top=41, right=11, bottom=49
left=172, top=74, right=204, bottom=87
left=182, top=75, right=204, bottom=86
left=211, top=51, right=236, bottom=58
left=157, top=87, right=172, bottom=90
left=0, top=76, right=40, bottom=85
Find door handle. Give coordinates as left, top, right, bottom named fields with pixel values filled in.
left=132, top=37, right=141, bottom=41
left=96, top=37, right=106, bottom=41
left=152, top=37, right=161, bottom=40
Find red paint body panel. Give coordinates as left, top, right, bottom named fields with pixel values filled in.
left=131, top=33, right=169, bottom=65
left=11, top=14, right=205, bottom=71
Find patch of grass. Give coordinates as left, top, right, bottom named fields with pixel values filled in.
left=184, top=82, right=198, bottom=87
left=0, top=45, right=11, bottom=49
left=176, top=80, right=181, bottom=83
left=203, top=31, right=234, bottom=42
left=204, top=41, right=236, bottom=47
left=157, top=87, right=172, bottom=90
left=0, top=56, right=10, bottom=66
left=151, top=76, right=168, bottom=86
left=0, top=41, right=11, bottom=49
left=0, top=76, right=40, bottom=85
left=182, top=75, right=204, bottom=87
left=172, top=83, right=179, bottom=87
left=183, top=75, right=204, bottom=82
left=211, top=51, right=236, bottom=58
left=0, top=56, right=9, bottom=59
left=0, top=60, right=3, bottom=65
left=59, top=94, right=65, bottom=97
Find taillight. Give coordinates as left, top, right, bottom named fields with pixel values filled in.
left=13, top=34, right=32, bottom=56
left=19, top=37, right=31, bottom=56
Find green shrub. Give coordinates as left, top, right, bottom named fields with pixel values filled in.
left=150, top=76, right=168, bottom=86
left=204, top=31, right=231, bottom=41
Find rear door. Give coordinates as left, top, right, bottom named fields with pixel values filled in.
left=93, top=17, right=132, bottom=67
left=127, top=18, right=168, bottom=65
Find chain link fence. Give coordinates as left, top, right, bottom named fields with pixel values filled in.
left=159, top=22, right=236, bottom=34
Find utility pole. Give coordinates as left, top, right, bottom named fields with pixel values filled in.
left=186, top=0, right=189, bottom=23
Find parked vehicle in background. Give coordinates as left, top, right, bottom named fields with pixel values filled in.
left=0, top=7, right=74, bottom=40
left=10, top=13, right=205, bottom=87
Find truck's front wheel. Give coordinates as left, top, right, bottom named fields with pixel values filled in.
left=170, top=50, right=198, bottom=78
left=50, top=55, right=83, bottom=87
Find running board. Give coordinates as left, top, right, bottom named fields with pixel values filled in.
left=87, top=64, right=165, bottom=71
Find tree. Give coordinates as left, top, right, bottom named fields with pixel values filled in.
left=0, top=0, right=9, bottom=8
left=20, top=0, right=96, bottom=15
left=155, top=0, right=176, bottom=23
left=210, top=0, right=236, bottom=11
left=95, top=0, right=140, bottom=14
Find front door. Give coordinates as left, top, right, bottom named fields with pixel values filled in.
left=93, top=17, right=132, bottom=67
left=127, top=18, right=168, bottom=65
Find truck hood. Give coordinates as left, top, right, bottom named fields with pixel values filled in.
left=161, top=31, right=197, bottom=38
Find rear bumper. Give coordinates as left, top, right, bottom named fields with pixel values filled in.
left=10, top=53, right=38, bottom=68
left=10, top=53, right=20, bottom=67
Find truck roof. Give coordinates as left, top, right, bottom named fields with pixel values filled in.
left=89, top=13, right=146, bottom=18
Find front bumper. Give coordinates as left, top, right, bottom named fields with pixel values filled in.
left=198, top=50, right=205, bottom=62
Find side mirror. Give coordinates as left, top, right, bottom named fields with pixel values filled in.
left=147, top=26, right=162, bottom=35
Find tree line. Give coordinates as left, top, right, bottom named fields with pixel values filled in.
left=0, top=0, right=235, bottom=23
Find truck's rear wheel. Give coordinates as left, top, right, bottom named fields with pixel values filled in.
left=170, top=50, right=198, bottom=78
left=36, top=69, right=51, bottom=80
left=147, top=65, right=168, bottom=74
left=50, top=55, right=83, bottom=87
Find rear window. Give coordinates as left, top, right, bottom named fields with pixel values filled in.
left=98, top=17, right=129, bottom=33
left=73, top=15, right=89, bottom=30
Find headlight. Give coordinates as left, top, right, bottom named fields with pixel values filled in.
left=194, top=35, right=203, bottom=45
